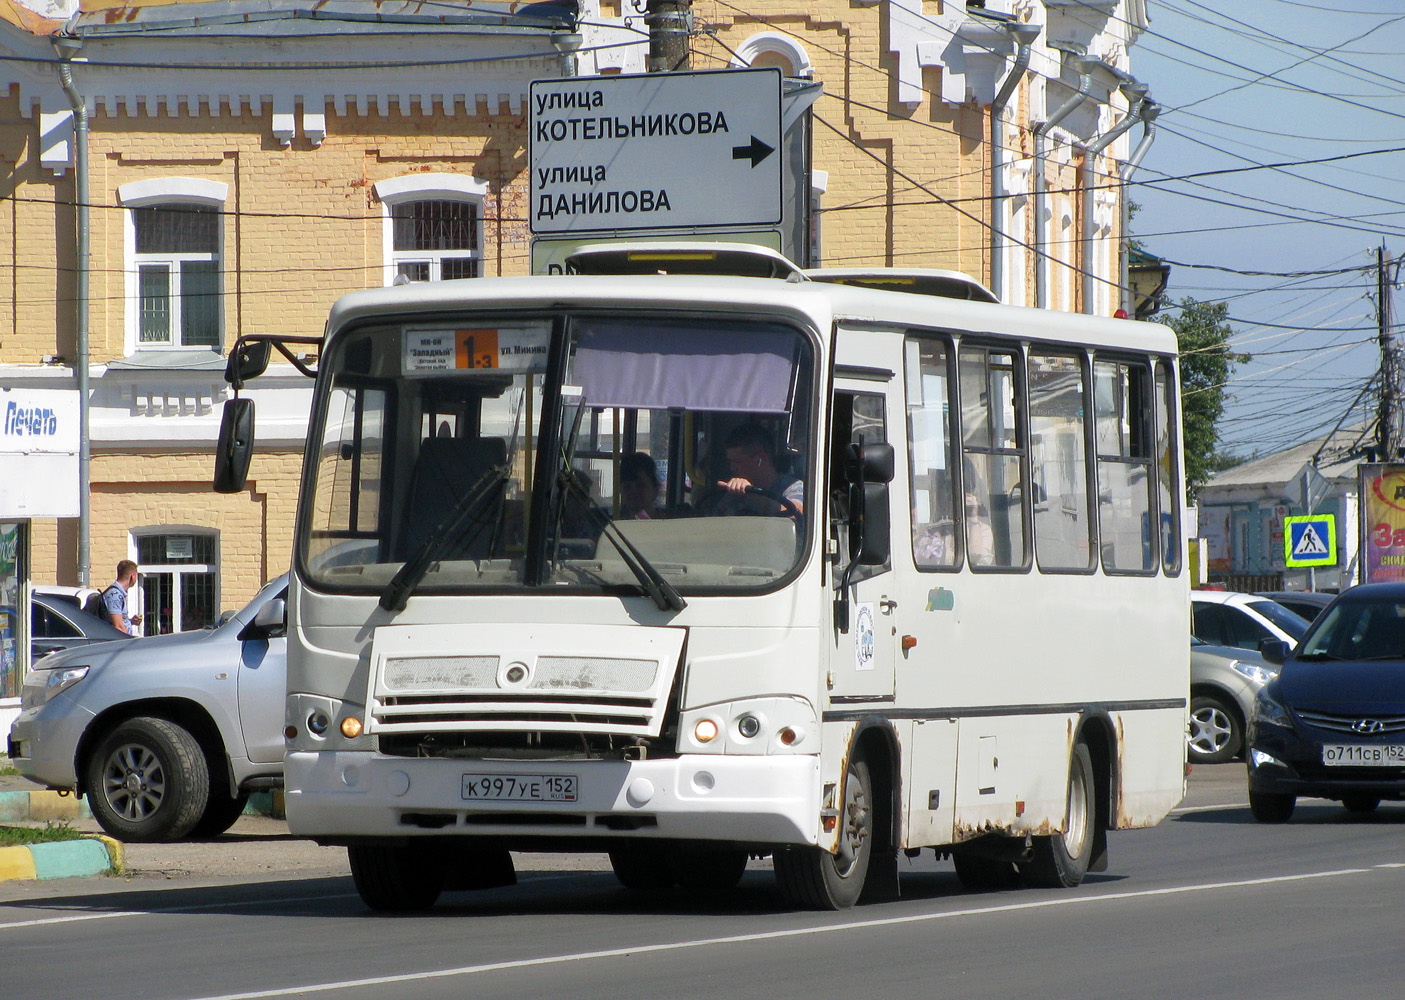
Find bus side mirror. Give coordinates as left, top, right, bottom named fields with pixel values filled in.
left=225, top=339, right=272, bottom=386
left=851, top=483, right=891, bottom=566
left=214, top=397, right=255, bottom=493
left=843, top=441, right=895, bottom=485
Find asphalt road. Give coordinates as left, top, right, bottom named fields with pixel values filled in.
left=1, top=763, right=1399, bottom=1000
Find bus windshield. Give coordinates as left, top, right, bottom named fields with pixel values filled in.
left=300, top=312, right=814, bottom=597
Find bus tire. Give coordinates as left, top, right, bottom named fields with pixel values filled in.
left=673, top=848, right=748, bottom=894
left=348, top=843, right=445, bottom=911
left=952, top=852, right=1021, bottom=891
left=609, top=844, right=676, bottom=891
left=774, top=756, right=873, bottom=910
left=1019, top=741, right=1096, bottom=889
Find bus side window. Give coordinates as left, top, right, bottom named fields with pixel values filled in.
left=1094, top=359, right=1157, bottom=573
left=905, top=335, right=958, bottom=570
left=829, top=390, right=888, bottom=578
left=1155, top=361, right=1182, bottom=575
left=1028, top=352, right=1093, bottom=571
left=958, top=345, right=1029, bottom=569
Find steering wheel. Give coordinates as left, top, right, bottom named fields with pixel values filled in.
left=744, top=485, right=804, bottom=528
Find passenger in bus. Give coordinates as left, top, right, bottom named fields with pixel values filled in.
left=716, top=423, right=805, bottom=516
left=619, top=451, right=662, bottom=519
left=966, top=493, right=996, bottom=566
left=913, top=516, right=955, bottom=566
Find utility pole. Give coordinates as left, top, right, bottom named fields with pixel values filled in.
left=1377, top=242, right=1400, bottom=460
left=646, top=0, right=691, bottom=73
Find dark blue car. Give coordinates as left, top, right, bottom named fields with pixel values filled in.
left=1248, top=582, right=1405, bottom=822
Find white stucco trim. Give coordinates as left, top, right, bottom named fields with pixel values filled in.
left=118, top=177, right=229, bottom=207
left=728, top=32, right=813, bottom=78
left=374, top=174, right=490, bottom=204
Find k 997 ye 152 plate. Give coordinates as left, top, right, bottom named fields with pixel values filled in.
left=462, top=773, right=578, bottom=801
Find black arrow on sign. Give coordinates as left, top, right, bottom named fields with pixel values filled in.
left=732, top=135, right=775, bottom=167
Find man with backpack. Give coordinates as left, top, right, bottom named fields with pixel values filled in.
left=101, top=560, right=143, bottom=635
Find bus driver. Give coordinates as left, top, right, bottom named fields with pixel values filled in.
left=716, top=423, right=805, bottom=516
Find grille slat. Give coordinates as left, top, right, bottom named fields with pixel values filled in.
left=368, top=648, right=673, bottom=738
left=1295, top=709, right=1405, bottom=735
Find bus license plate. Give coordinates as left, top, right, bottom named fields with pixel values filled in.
left=1322, top=745, right=1405, bottom=766
left=461, top=774, right=578, bottom=801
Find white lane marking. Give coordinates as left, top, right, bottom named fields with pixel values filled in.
left=186, top=866, right=1383, bottom=1000
left=1171, top=802, right=1249, bottom=815
left=0, top=893, right=360, bottom=931
left=0, top=871, right=593, bottom=932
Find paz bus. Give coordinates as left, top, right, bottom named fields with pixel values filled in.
left=216, top=260, right=1188, bottom=911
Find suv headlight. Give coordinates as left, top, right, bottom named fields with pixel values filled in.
left=21, top=665, right=91, bottom=709
left=1253, top=686, right=1292, bottom=730
left=1232, top=660, right=1279, bottom=685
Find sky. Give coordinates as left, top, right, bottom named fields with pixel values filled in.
left=1129, top=0, right=1405, bottom=461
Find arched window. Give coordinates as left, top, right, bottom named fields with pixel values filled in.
left=374, top=174, right=489, bottom=285
left=118, top=178, right=228, bottom=352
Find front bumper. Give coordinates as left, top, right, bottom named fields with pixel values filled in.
left=1248, top=735, right=1405, bottom=801
left=284, top=751, right=822, bottom=846
left=7, top=698, right=95, bottom=791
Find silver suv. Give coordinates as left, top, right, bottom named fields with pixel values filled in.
left=8, top=575, right=287, bottom=842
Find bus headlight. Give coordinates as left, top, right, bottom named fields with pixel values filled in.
left=679, top=697, right=817, bottom=755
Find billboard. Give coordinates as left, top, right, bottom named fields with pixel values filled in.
left=1359, top=463, right=1405, bottom=584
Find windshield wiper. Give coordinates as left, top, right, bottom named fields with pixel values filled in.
left=379, top=466, right=510, bottom=612
left=555, top=466, right=686, bottom=613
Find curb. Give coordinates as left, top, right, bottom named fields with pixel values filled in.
left=0, top=789, right=90, bottom=823
left=0, top=788, right=284, bottom=822
left=0, top=836, right=122, bottom=883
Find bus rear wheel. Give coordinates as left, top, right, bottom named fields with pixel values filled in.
left=609, top=844, right=676, bottom=891
left=348, top=842, right=446, bottom=911
left=1019, top=742, right=1096, bottom=889
left=774, top=756, right=873, bottom=910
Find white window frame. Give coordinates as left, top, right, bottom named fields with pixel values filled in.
left=374, top=174, right=489, bottom=287
left=118, top=178, right=229, bottom=354
left=129, top=527, right=219, bottom=636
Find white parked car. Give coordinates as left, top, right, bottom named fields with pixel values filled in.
left=1191, top=590, right=1309, bottom=653
left=7, top=575, right=287, bottom=842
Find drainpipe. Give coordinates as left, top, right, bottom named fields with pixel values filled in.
left=1033, top=48, right=1097, bottom=310
left=1080, top=80, right=1146, bottom=315
left=1118, top=100, right=1160, bottom=317
left=53, top=30, right=90, bottom=588
left=988, top=21, right=1041, bottom=305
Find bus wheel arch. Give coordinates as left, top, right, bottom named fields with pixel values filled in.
left=774, top=721, right=895, bottom=909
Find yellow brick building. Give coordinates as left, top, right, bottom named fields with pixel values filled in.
left=0, top=0, right=1149, bottom=629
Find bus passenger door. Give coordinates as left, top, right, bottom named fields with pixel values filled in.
left=827, top=340, right=905, bottom=703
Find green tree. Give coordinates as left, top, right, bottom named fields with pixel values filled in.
left=1158, top=297, right=1249, bottom=499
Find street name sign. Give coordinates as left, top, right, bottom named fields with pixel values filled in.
left=530, top=68, right=783, bottom=234
left=1284, top=514, right=1337, bottom=569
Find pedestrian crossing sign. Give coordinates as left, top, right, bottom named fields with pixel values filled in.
left=1284, top=514, right=1337, bottom=568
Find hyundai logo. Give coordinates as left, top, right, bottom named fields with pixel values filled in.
left=1352, top=718, right=1386, bottom=735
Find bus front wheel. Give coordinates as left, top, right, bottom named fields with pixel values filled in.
left=775, top=756, right=873, bottom=909
left=348, top=843, right=446, bottom=911
left=1019, top=741, right=1096, bottom=889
